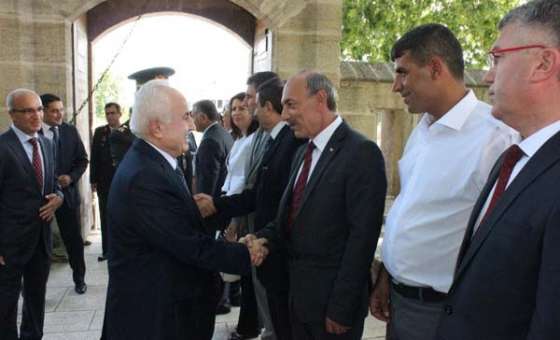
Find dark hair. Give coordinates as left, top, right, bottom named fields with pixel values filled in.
left=40, top=93, right=61, bottom=108
left=229, top=92, right=246, bottom=112
left=257, top=77, right=284, bottom=114
left=230, top=92, right=258, bottom=139
left=192, top=99, right=219, bottom=121
left=499, top=0, right=560, bottom=47
left=104, top=102, right=121, bottom=113
left=391, top=23, right=465, bottom=81
left=247, top=71, right=279, bottom=89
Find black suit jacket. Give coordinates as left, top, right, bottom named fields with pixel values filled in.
left=90, top=125, right=116, bottom=192
left=56, top=123, right=88, bottom=208
left=214, top=125, right=305, bottom=293
left=257, top=121, right=387, bottom=326
left=105, top=139, right=251, bottom=340
left=195, top=123, right=233, bottom=196
left=436, top=131, right=560, bottom=340
left=0, top=129, right=58, bottom=265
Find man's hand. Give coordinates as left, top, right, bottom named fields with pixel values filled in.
left=57, top=175, right=72, bottom=188
left=39, top=193, right=63, bottom=222
left=325, top=317, right=350, bottom=334
left=240, top=234, right=269, bottom=266
left=0, top=256, right=5, bottom=266
left=224, top=223, right=238, bottom=242
left=193, top=193, right=217, bottom=217
left=370, top=265, right=391, bottom=322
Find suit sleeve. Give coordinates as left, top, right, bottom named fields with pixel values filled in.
left=90, top=129, right=100, bottom=184
left=213, top=188, right=257, bottom=221
left=196, top=139, right=222, bottom=196
left=326, top=140, right=387, bottom=326
left=130, top=170, right=252, bottom=275
left=67, top=127, right=89, bottom=183
left=527, top=203, right=560, bottom=339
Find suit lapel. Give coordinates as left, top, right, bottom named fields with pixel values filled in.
left=295, top=122, right=347, bottom=219
left=260, top=125, right=287, bottom=167
left=38, top=135, right=52, bottom=194
left=6, top=129, right=42, bottom=194
left=454, top=131, right=560, bottom=283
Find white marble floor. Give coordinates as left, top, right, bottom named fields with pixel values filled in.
left=17, top=232, right=386, bottom=339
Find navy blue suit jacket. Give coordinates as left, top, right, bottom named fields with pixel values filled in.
left=0, top=128, right=58, bottom=265
left=436, top=131, right=560, bottom=340
left=105, top=138, right=250, bottom=340
left=56, top=123, right=88, bottom=208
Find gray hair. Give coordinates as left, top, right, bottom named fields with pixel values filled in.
left=300, top=71, right=338, bottom=112
left=130, top=79, right=177, bottom=139
left=499, top=0, right=560, bottom=46
left=6, top=88, right=39, bottom=111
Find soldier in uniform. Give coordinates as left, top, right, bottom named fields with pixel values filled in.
left=90, top=102, right=121, bottom=262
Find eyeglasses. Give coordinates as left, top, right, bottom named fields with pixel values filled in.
left=487, top=44, right=547, bottom=68
left=10, top=106, right=44, bottom=115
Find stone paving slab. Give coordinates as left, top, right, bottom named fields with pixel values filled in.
left=15, top=232, right=386, bottom=339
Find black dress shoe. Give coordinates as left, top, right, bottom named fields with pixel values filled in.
left=75, top=282, right=87, bottom=294
left=228, top=331, right=260, bottom=340
left=215, top=303, right=231, bottom=315
left=97, top=255, right=107, bottom=262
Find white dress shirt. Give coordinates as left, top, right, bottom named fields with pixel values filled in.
left=41, top=122, right=56, bottom=141
left=221, top=133, right=255, bottom=195
left=382, top=91, right=518, bottom=293
left=474, top=119, right=560, bottom=231
left=12, top=124, right=45, bottom=191
left=294, top=115, right=343, bottom=185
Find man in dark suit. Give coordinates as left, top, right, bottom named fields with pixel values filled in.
left=0, top=89, right=63, bottom=340
left=104, top=80, right=253, bottom=340
left=242, top=71, right=386, bottom=339
left=192, top=99, right=234, bottom=197
left=40, top=93, right=89, bottom=294
left=436, top=1, right=560, bottom=339
left=195, top=78, right=305, bottom=340
left=90, top=102, right=121, bottom=262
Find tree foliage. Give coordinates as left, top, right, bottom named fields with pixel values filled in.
left=342, top=0, right=521, bottom=68
left=94, top=71, right=124, bottom=119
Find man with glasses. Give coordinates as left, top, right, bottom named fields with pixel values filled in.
left=0, top=89, right=63, bottom=339
left=436, top=1, right=560, bottom=338
left=40, top=93, right=89, bottom=294
left=369, top=24, right=517, bottom=340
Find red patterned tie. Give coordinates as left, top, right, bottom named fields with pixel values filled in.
left=28, top=138, right=43, bottom=190
left=287, top=142, right=315, bottom=231
left=482, top=144, right=524, bottom=221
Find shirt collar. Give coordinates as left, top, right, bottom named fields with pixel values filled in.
left=311, top=115, right=343, bottom=153
left=269, top=121, right=288, bottom=140
left=11, top=124, right=39, bottom=143
left=430, top=90, right=477, bottom=131
left=145, top=140, right=178, bottom=170
left=203, top=121, right=219, bottom=135
left=518, top=120, right=560, bottom=158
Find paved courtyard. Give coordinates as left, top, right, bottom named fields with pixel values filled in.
left=19, top=232, right=386, bottom=339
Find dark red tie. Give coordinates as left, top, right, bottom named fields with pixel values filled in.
left=482, top=144, right=524, bottom=220
left=28, top=138, right=44, bottom=190
left=287, top=142, right=315, bottom=231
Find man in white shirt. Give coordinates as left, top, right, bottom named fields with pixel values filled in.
left=370, top=24, right=517, bottom=340
left=436, top=1, right=560, bottom=339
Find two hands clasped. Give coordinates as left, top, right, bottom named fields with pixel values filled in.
left=193, top=193, right=268, bottom=267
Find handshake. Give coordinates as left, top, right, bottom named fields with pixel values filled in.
left=193, top=193, right=269, bottom=266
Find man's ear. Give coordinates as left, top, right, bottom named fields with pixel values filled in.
left=531, top=48, right=560, bottom=82
left=429, top=57, right=444, bottom=79
left=265, top=101, right=274, bottom=113
left=148, top=119, right=162, bottom=138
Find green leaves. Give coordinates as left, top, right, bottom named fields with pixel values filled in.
left=341, top=0, right=520, bottom=67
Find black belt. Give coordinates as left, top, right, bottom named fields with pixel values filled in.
left=391, top=280, right=447, bottom=303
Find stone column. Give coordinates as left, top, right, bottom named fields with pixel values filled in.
left=271, top=0, right=342, bottom=84
left=380, top=109, right=416, bottom=197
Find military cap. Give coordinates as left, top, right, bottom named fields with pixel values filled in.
left=128, top=67, right=175, bottom=89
